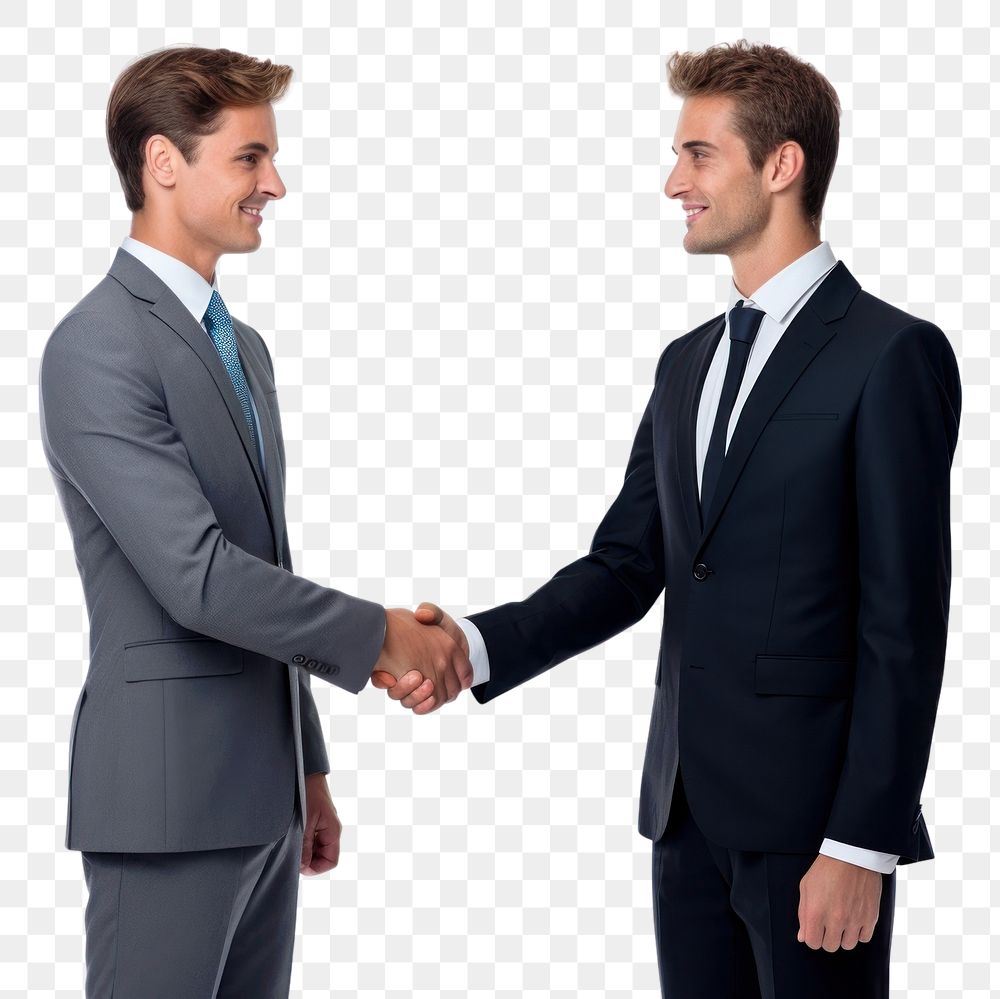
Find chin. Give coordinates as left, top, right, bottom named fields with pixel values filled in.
left=230, top=236, right=262, bottom=255
left=684, top=230, right=730, bottom=256
left=683, top=234, right=712, bottom=255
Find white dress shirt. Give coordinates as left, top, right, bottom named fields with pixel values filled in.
left=456, top=241, right=899, bottom=873
left=119, top=236, right=267, bottom=476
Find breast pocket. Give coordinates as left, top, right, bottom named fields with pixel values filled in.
left=124, top=637, right=244, bottom=682
left=769, top=412, right=839, bottom=421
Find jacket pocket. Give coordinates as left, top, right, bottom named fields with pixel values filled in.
left=754, top=654, right=854, bottom=698
left=124, top=637, right=244, bottom=682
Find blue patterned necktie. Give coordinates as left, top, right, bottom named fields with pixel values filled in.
left=700, top=298, right=766, bottom=517
left=203, top=289, right=258, bottom=456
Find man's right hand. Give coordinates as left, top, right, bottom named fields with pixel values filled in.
left=370, top=607, right=473, bottom=714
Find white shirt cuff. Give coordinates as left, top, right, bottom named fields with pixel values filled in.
left=819, top=838, right=899, bottom=873
left=455, top=617, right=490, bottom=686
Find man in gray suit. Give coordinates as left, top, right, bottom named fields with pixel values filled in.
left=38, top=45, right=469, bottom=998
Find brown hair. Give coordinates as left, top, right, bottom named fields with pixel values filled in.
left=666, top=40, right=841, bottom=230
left=106, top=45, right=293, bottom=212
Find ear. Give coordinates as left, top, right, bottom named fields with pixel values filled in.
left=142, top=134, right=180, bottom=196
left=767, top=139, right=806, bottom=196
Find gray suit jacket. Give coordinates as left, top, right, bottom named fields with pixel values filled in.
left=39, top=248, right=387, bottom=852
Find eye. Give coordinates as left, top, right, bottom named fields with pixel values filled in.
left=691, top=150, right=705, bottom=159
left=241, top=154, right=258, bottom=164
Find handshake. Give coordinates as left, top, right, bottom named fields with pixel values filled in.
left=369, top=602, right=472, bottom=714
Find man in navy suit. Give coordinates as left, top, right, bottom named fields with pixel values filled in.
left=379, top=39, right=961, bottom=998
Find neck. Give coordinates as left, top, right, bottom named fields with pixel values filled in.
left=729, top=225, right=821, bottom=300
left=129, top=212, right=218, bottom=285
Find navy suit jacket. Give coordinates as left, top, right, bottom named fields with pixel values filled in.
left=467, top=260, right=961, bottom=863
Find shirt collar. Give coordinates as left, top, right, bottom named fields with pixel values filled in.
left=121, top=236, right=218, bottom=327
left=726, top=241, right=837, bottom=323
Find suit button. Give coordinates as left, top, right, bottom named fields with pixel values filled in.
left=292, top=654, right=305, bottom=664
left=693, top=563, right=709, bottom=581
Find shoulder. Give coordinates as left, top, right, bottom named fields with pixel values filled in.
left=850, top=287, right=922, bottom=327
left=849, top=290, right=958, bottom=374
left=851, top=303, right=960, bottom=427
left=42, top=278, right=156, bottom=380
left=38, top=284, right=167, bottom=450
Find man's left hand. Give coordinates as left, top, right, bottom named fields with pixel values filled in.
left=300, top=773, right=342, bottom=876
left=797, top=853, right=882, bottom=951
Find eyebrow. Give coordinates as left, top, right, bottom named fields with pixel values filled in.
left=234, top=142, right=278, bottom=155
left=670, top=140, right=719, bottom=155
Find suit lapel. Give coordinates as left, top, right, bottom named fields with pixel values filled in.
left=694, top=260, right=860, bottom=552
left=238, top=331, right=287, bottom=562
left=108, top=248, right=277, bottom=546
left=674, top=315, right=725, bottom=543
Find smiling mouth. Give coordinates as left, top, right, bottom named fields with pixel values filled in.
left=240, top=206, right=262, bottom=218
left=685, top=207, right=708, bottom=222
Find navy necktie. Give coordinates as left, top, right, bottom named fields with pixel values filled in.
left=203, top=289, right=258, bottom=457
left=700, top=299, right=766, bottom=518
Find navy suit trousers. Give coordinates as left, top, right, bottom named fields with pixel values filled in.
left=652, top=766, right=895, bottom=999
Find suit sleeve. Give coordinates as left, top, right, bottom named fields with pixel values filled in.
left=467, top=344, right=671, bottom=704
left=823, top=320, right=961, bottom=860
left=38, top=310, right=387, bottom=695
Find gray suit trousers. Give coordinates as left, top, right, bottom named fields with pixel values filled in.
left=81, top=798, right=304, bottom=998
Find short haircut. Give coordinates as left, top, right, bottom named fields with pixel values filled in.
left=106, top=45, right=292, bottom=212
left=667, top=40, right=841, bottom=230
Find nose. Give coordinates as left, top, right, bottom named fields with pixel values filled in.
left=261, top=161, right=286, bottom=201
left=664, top=158, right=688, bottom=200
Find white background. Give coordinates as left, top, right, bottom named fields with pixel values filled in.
left=4, top=0, right=996, bottom=995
